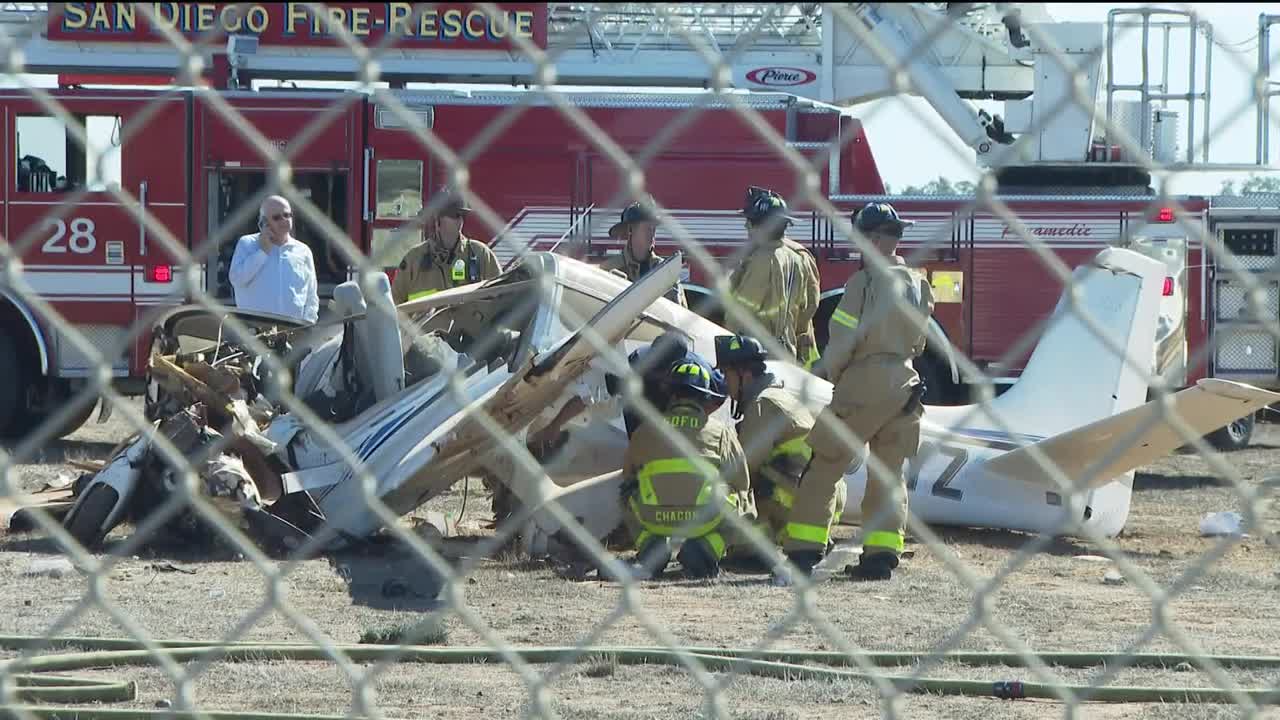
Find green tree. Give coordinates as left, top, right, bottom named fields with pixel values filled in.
left=1218, top=175, right=1280, bottom=196
left=896, top=176, right=975, bottom=195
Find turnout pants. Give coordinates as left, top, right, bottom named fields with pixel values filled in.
left=785, top=385, right=922, bottom=557
left=754, top=476, right=847, bottom=549
left=622, top=497, right=755, bottom=562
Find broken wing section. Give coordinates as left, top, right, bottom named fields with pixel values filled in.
left=312, top=252, right=685, bottom=542
left=985, top=378, right=1280, bottom=489
left=468, top=253, right=688, bottom=511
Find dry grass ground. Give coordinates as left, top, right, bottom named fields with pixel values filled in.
left=2, top=399, right=1279, bottom=719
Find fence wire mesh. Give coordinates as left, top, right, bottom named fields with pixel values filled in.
left=1, top=2, right=1280, bottom=719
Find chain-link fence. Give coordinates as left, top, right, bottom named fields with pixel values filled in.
left=2, top=3, right=1280, bottom=718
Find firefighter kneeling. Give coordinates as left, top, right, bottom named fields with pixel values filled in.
left=713, top=334, right=845, bottom=582
left=620, top=358, right=756, bottom=580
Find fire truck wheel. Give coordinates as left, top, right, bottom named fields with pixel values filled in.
left=914, top=352, right=953, bottom=406
left=29, top=396, right=97, bottom=440
left=0, top=331, right=24, bottom=439
left=1206, top=412, right=1254, bottom=452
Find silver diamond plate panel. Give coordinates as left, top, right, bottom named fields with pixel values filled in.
left=54, top=323, right=130, bottom=374
left=1216, top=281, right=1280, bottom=322
left=1215, top=330, right=1278, bottom=372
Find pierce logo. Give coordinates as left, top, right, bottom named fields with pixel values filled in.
left=746, top=67, right=817, bottom=87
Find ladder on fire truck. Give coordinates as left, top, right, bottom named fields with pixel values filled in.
left=2, top=3, right=1276, bottom=174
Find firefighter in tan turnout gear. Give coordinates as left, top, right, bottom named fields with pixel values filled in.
left=391, top=185, right=504, bottom=503
left=726, top=186, right=821, bottom=368
left=713, top=335, right=845, bottom=576
left=620, top=357, right=755, bottom=580
left=390, top=186, right=501, bottom=305
left=795, top=202, right=934, bottom=582
left=602, top=195, right=688, bottom=308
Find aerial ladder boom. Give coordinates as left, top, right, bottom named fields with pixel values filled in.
left=832, top=3, right=1029, bottom=163
left=0, top=2, right=1271, bottom=170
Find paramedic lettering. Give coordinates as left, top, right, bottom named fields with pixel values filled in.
left=50, top=2, right=549, bottom=50
left=1000, top=222, right=1094, bottom=241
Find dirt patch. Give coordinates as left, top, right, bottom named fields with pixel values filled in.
left=3, top=400, right=1279, bottom=718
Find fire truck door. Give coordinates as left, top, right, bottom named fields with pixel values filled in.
left=208, top=169, right=352, bottom=303
left=366, top=153, right=427, bottom=277
left=198, top=96, right=361, bottom=305
left=6, top=93, right=187, bottom=381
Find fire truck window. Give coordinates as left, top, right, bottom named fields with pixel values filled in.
left=372, top=225, right=423, bottom=268
left=376, top=159, right=422, bottom=219
left=15, top=114, right=122, bottom=193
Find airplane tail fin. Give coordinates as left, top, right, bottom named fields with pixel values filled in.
left=985, top=378, right=1280, bottom=489
left=981, top=246, right=1166, bottom=438
left=943, top=246, right=1274, bottom=537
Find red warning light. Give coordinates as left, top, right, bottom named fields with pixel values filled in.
left=148, top=265, right=173, bottom=283
left=1162, top=277, right=1174, bottom=296
left=1156, top=207, right=1174, bottom=222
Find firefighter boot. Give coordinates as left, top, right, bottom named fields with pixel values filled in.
left=677, top=535, right=723, bottom=579
left=626, top=536, right=673, bottom=581
left=846, top=552, right=899, bottom=582
left=770, top=549, right=824, bottom=587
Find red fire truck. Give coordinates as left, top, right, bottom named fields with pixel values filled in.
left=0, top=2, right=1275, bottom=451
left=0, top=86, right=1234, bottom=440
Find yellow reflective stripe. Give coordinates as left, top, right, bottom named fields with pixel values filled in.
left=769, top=436, right=813, bottom=464
left=702, top=532, right=727, bottom=560
left=863, top=531, right=904, bottom=553
left=635, top=530, right=654, bottom=552
left=695, top=479, right=715, bottom=505
left=804, top=345, right=820, bottom=370
left=627, top=497, right=725, bottom=538
left=637, top=473, right=659, bottom=506
left=784, top=522, right=829, bottom=545
left=772, top=484, right=794, bottom=509
left=831, top=308, right=859, bottom=329
left=637, top=457, right=719, bottom=504
left=732, top=294, right=782, bottom=318
left=673, top=362, right=711, bottom=383
left=407, top=289, right=440, bottom=301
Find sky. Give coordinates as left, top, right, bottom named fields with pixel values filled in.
left=3, top=2, right=1274, bottom=196
left=858, top=3, right=1277, bottom=195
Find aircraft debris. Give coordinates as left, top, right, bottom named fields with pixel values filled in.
left=148, top=561, right=196, bottom=575
left=23, top=557, right=77, bottom=578
left=1199, top=511, right=1245, bottom=537
left=51, top=249, right=1279, bottom=564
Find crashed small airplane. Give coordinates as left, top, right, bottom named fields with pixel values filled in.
left=59, top=246, right=1278, bottom=555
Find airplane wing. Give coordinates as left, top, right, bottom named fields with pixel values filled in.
left=985, top=378, right=1280, bottom=489
left=409, top=253, right=683, bottom=504
left=307, top=253, right=684, bottom=541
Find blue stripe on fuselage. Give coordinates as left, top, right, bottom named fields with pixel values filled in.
left=952, top=427, right=1045, bottom=444
left=338, top=384, right=452, bottom=491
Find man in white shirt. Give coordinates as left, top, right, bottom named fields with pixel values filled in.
left=228, top=195, right=320, bottom=324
